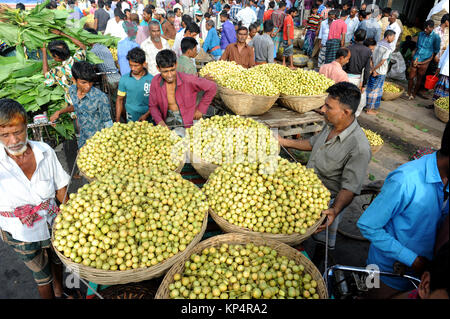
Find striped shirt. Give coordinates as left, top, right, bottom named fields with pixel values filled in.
left=306, top=14, right=321, bottom=32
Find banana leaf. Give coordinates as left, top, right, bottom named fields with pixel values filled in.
left=0, top=23, right=19, bottom=46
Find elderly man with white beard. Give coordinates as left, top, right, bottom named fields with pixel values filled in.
left=0, top=99, right=71, bottom=299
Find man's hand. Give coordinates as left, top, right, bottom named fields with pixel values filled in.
left=203, top=74, right=215, bottom=81
left=50, top=29, right=62, bottom=36
left=138, top=114, right=148, bottom=121
left=158, top=121, right=168, bottom=127
left=314, top=208, right=338, bottom=233
left=411, top=256, right=429, bottom=276
left=50, top=110, right=61, bottom=123
left=194, top=110, right=203, bottom=120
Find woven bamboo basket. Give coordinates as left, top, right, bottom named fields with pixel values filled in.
left=278, top=93, right=328, bottom=114
left=51, top=211, right=208, bottom=285
left=208, top=208, right=326, bottom=246
left=217, top=85, right=279, bottom=116
left=293, top=55, right=309, bottom=67
left=189, top=151, right=219, bottom=180
left=434, top=103, right=449, bottom=123
left=370, top=144, right=383, bottom=155
left=155, top=233, right=328, bottom=299
left=382, top=82, right=404, bottom=101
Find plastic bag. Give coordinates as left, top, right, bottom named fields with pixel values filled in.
left=387, top=52, right=407, bottom=81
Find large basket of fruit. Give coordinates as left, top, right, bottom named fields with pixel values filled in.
left=155, top=233, right=328, bottom=299
left=278, top=93, right=328, bottom=114
left=382, top=82, right=404, bottom=101
left=362, top=128, right=384, bottom=155
left=186, top=115, right=280, bottom=179
left=77, top=121, right=186, bottom=181
left=434, top=97, right=449, bottom=123
left=292, top=54, right=309, bottom=67
left=203, top=158, right=331, bottom=246
left=51, top=167, right=209, bottom=285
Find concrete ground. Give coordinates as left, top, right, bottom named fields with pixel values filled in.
left=0, top=79, right=446, bottom=299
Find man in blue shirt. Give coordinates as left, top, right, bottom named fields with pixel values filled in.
left=117, top=21, right=140, bottom=75
left=358, top=123, right=449, bottom=298
left=229, top=0, right=243, bottom=25
left=220, top=11, right=237, bottom=50
left=407, top=20, right=441, bottom=100
left=116, top=48, right=154, bottom=122
left=203, top=20, right=223, bottom=60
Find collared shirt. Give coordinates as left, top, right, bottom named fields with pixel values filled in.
left=94, top=8, right=110, bottom=32
left=438, top=47, right=449, bottom=77
left=252, top=33, right=274, bottom=63
left=69, top=85, right=113, bottom=148
left=117, top=38, right=140, bottom=76
left=345, top=16, right=359, bottom=44
left=117, top=71, right=154, bottom=121
left=0, top=141, right=70, bottom=242
left=236, top=6, right=257, bottom=28
left=433, top=26, right=449, bottom=59
left=229, top=4, right=242, bottom=24
left=220, top=42, right=256, bottom=68
left=162, top=19, right=177, bottom=40
left=386, top=21, right=402, bottom=50
left=372, top=42, right=393, bottom=75
left=263, top=8, right=274, bottom=22
left=357, top=152, right=449, bottom=291
left=413, top=31, right=441, bottom=62
left=307, top=119, right=371, bottom=197
left=328, top=18, right=347, bottom=40
left=141, top=37, right=170, bottom=76
left=220, top=20, right=237, bottom=50
left=104, top=18, right=127, bottom=40
left=203, top=27, right=223, bottom=57
left=177, top=55, right=197, bottom=75
left=319, top=61, right=349, bottom=83
left=344, top=42, right=373, bottom=86
left=148, top=72, right=217, bottom=128
left=318, top=19, right=332, bottom=46
left=357, top=18, right=381, bottom=44
left=44, top=49, right=86, bottom=105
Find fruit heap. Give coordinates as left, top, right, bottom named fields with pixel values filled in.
left=435, top=97, right=449, bottom=111
left=383, top=82, right=402, bottom=93
left=217, top=67, right=280, bottom=96
left=204, top=158, right=331, bottom=234
left=362, top=128, right=384, bottom=147
left=109, top=47, right=118, bottom=61
left=284, top=68, right=334, bottom=96
left=53, top=167, right=208, bottom=271
left=168, top=243, right=320, bottom=299
left=199, top=60, right=245, bottom=79
left=77, top=122, right=185, bottom=179
left=187, top=115, right=279, bottom=165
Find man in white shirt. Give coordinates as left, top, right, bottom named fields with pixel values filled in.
left=385, top=10, right=402, bottom=51
left=317, top=10, right=336, bottom=67
left=104, top=8, right=128, bottom=40
left=236, top=1, right=257, bottom=28
left=141, top=20, right=170, bottom=75
left=172, top=22, right=201, bottom=57
left=173, top=0, right=183, bottom=12
left=0, top=99, right=70, bottom=299
left=345, top=6, right=359, bottom=46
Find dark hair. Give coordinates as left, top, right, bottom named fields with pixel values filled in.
left=428, top=242, right=449, bottom=296
left=124, top=8, right=131, bottom=14
left=204, top=12, right=211, bottom=18
left=45, top=1, right=58, bottom=9
left=237, top=26, right=248, bottom=34
left=249, top=23, right=258, bottom=31
left=185, top=22, right=200, bottom=35
left=336, top=47, right=350, bottom=59
left=223, top=4, right=230, bottom=10
left=126, top=47, right=146, bottom=64
left=328, top=9, right=338, bottom=17
left=84, top=27, right=98, bottom=35
left=326, top=82, right=361, bottom=114
left=174, top=7, right=181, bottom=14
left=114, top=7, right=125, bottom=19
left=363, top=38, right=377, bottom=47
left=405, top=35, right=412, bottom=41
left=441, top=14, right=449, bottom=24
left=440, top=122, right=449, bottom=156
left=71, top=61, right=97, bottom=82
left=144, top=5, right=153, bottom=14
left=16, top=2, right=25, bottom=11
left=98, top=0, right=105, bottom=9
left=279, top=1, right=287, bottom=9
left=181, top=37, right=198, bottom=54
left=382, top=7, right=392, bottom=15
left=358, top=10, right=367, bottom=19
left=269, top=1, right=275, bottom=9
left=156, top=49, right=177, bottom=68
left=220, top=10, right=229, bottom=18
left=354, top=29, right=367, bottom=42
left=182, top=14, right=193, bottom=25
left=0, top=99, right=27, bottom=127
left=48, top=40, right=71, bottom=61
left=105, top=1, right=112, bottom=8
left=340, top=9, right=350, bottom=17
left=287, top=7, right=298, bottom=14
left=263, top=19, right=274, bottom=33
left=424, top=20, right=435, bottom=29
left=384, top=29, right=396, bottom=38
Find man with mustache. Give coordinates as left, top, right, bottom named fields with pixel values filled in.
left=0, top=99, right=71, bottom=298
left=141, top=20, right=170, bottom=76
left=278, top=82, right=371, bottom=267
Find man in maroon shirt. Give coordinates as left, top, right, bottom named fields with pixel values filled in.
left=143, top=50, right=216, bottom=135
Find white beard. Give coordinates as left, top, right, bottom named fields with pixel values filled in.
left=1, top=138, right=28, bottom=156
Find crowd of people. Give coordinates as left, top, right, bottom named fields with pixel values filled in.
left=0, top=0, right=448, bottom=300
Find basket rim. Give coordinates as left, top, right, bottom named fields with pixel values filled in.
left=279, top=92, right=329, bottom=98
left=218, top=84, right=280, bottom=99
left=154, top=232, right=328, bottom=299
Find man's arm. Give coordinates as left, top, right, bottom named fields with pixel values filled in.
left=194, top=77, right=217, bottom=115
left=267, top=40, right=274, bottom=63
left=56, top=186, right=68, bottom=204
left=115, top=95, right=125, bottom=122
left=148, top=79, right=165, bottom=125
left=278, top=136, right=313, bottom=151
left=99, top=92, right=113, bottom=128
left=51, top=29, right=87, bottom=50
left=42, top=43, right=50, bottom=76
left=49, top=105, right=75, bottom=122
left=220, top=46, right=230, bottom=61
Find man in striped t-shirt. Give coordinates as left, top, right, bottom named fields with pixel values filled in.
left=302, top=5, right=321, bottom=57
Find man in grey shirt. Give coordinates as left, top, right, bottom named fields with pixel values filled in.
left=250, top=19, right=275, bottom=64
left=94, top=0, right=111, bottom=33
left=278, top=82, right=371, bottom=263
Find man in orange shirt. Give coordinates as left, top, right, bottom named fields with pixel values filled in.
left=263, top=1, right=275, bottom=22
left=221, top=26, right=256, bottom=68
left=281, top=7, right=298, bottom=69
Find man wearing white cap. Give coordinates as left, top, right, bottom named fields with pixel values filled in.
left=153, top=7, right=165, bottom=35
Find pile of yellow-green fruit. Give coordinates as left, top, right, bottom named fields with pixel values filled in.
left=204, top=158, right=331, bottom=235
left=168, top=243, right=321, bottom=299
left=362, top=128, right=384, bottom=146
left=384, top=82, right=402, bottom=93
left=199, top=60, right=245, bottom=79
left=109, top=47, right=118, bottom=61
left=218, top=67, right=280, bottom=96
left=186, top=115, right=279, bottom=165
left=53, top=167, right=208, bottom=271
left=435, top=97, right=449, bottom=111
left=77, top=122, right=185, bottom=179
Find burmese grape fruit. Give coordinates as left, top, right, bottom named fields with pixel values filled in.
left=218, top=67, right=280, bottom=96
left=435, top=97, right=449, bottom=111
left=186, top=115, right=279, bottom=165
left=383, top=82, right=402, bottom=93
left=77, top=121, right=185, bottom=179
left=199, top=60, right=245, bottom=79
left=52, top=167, right=208, bottom=271
left=203, top=158, right=331, bottom=234
left=168, top=243, right=321, bottom=299
left=362, top=128, right=384, bottom=147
